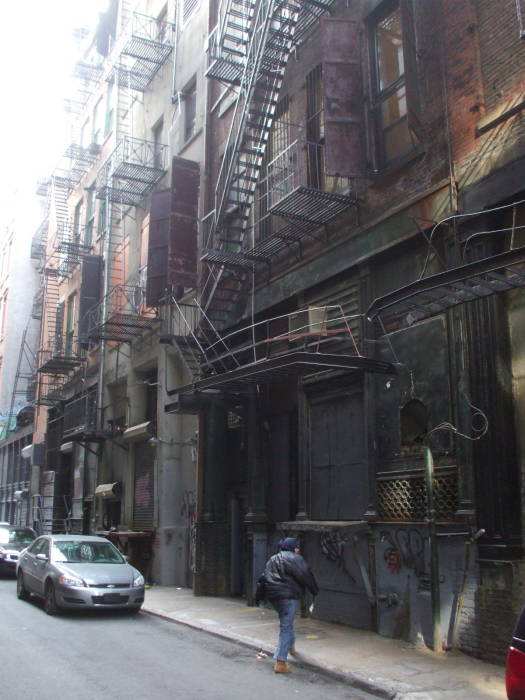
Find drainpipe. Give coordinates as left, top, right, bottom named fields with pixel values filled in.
left=424, top=445, right=442, bottom=652
left=94, top=192, right=113, bottom=531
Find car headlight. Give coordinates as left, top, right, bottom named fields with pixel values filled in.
left=59, top=573, right=85, bottom=587
left=133, top=573, right=145, bottom=587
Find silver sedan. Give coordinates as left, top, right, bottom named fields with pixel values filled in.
left=16, top=534, right=145, bottom=615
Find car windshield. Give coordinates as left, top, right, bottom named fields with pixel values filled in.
left=51, top=541, right=125, bottom=564
left=0, top=527, right=35, bottom=546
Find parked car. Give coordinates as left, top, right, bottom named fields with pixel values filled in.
left=16, top=534, right=144, bottom=615
left=506, top=605, right=525, bottom=699
left=0, top=524, right=36, bottom=575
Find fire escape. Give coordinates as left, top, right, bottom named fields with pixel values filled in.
left=87, top=11, right=174, bottom=347
left=161, top=0, right=391, bottom=406
left=86, top=284, right=157, bottom=344
left=36, top=177, right=85, bottom=405
left=200, top=0, right=355, bottom=329
left=106, top=11, right=175, bottom=92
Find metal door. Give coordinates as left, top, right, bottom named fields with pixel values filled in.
left=309, top=389, right=366, bottom=520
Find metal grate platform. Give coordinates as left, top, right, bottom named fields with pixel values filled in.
left=88, top=313, right=156, bottom=343
left=37, top=350, right=83, bottom=376
left=367, top=245, right=525, bottom=330
left=167, top=351, right=396, bottom=397
left=269, top=185, right=356, bottom=224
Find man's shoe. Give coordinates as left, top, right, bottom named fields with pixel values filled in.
left=274, top=661, right=291, bottom=674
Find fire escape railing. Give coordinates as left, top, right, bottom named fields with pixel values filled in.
left=106, top=11, right=175, bottom=92
left=206, top=0, right=255, bottom=84
left=199, top=0, right=341, bottom=327
left=87, top=284, right=157, bottom=344
left=95, top=136, right=168, bottom=205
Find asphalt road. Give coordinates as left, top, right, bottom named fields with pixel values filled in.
left=0, top=578, right=378, bottom=700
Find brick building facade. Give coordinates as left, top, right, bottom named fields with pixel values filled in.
left=16, top=0, right=525, bottom=664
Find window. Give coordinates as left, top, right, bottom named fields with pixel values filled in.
left=258, top=97, right=289, bottom=241
left=65, top=293, right=76, bottom=356
left=370, top=2, right=413, bottom=167
left=97, top=198, right=107, bottom=238
left=181, top=0, right=199, bottom=26
left=183, top=79, right=197, bottom=142
left=306, top=65, right=335, bottom=190
left=92, top=97, right=104, bottom=145
left=156, top=5, right=168, bottom=42
left=152, top=118, right=164, bottom=169
left=85, top=189, right=95, bottom=247
left=0, top=291, right=8, bottom=339
left=80, top=119, right=90, bottom=149
left=104, top=81, right=114, bottom=137
left=73, top=200, right=83, bottom=244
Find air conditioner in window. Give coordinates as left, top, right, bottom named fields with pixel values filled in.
left=288, top=306, right=328, bottom=342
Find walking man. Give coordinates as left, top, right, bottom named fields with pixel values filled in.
left=260, top=537, right=318, bottom=674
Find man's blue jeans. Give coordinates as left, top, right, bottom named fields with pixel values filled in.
left=271, top=598, right=299, bottom=661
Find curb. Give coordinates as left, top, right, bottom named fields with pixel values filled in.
left=142, top=607, right=396, bottom=699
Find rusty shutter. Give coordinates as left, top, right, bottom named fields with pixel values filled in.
left=169, top=156, right=199, bottom=289
left=321, top=18, right=365, bottom=178
left=146, top=188, right=171, bottom=307
left=78, top=255, right=102, bottom=349
left=400, top=0, right=424, bottom=142
left=133, top=442, right=155, bottom=530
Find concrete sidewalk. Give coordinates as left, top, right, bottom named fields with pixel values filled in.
left=142, top=586, right=506, bottom=699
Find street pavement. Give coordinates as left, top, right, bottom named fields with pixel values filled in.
left=143, top=586, right=507, bottom=699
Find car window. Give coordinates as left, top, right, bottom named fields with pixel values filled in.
left=29, top=538, right=49, bottom=556
left=9, top=529, right=35, bottom=545
left=51, top=540, right=125, bottom=564
left=514, top=604, right=525, bottom=639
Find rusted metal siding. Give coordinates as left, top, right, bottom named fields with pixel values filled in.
left=133, top=442, right=155, bottom=530
left=146, top=188, right=171, bottom=306
left=169, top=156, right=199, bottom=289
left=321, top=18, right=365, bottom=178
left=78, top=255, right=102, bottom=348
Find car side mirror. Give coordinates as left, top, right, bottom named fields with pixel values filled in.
left=36, top=553, right=48, bottom=561
left=123, top=555, right=130, bottom=563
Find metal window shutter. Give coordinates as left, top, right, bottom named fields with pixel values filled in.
left=133, top=445, right=154, bottom=530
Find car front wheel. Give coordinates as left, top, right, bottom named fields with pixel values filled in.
left=44, top=582, right=60, bottom=616
left=17, top=571, right=29, bottom=601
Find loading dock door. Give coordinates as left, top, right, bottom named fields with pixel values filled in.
left=309, top=389, right=367, bottom=520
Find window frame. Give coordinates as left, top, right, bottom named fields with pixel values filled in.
left=368, top=0, right=414, bottom=171
left=182, top=78, right=197, bottom=143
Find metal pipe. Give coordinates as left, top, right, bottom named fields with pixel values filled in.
left=424, top=445, right=442, bottom=652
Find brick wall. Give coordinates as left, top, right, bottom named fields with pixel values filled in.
left=478, top=561, right=525, bottom=664
left=477, top=0, right=525, bottom=110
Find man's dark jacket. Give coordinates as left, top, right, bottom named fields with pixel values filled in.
left=259, top=551, right=319, bottom=602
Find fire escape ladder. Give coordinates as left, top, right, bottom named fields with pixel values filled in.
left=37, top=267, right=83, bottom=377
left=206, top=0, right=256, bottom=84
left=162, top=296, right=242, bottom=382
left=6, top=323, right=37, bottom=436
left=201, top=0, right=301, bottom=324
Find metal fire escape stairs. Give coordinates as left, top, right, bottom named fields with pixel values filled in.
left=200, top=0, right=339, bottom=328
left=201, top=0, right=302, bottom=329
left=158, top=0, right=340, bottom=386
left=87, top=10, right=174, bottom=347
left=4, top=323, right=37, bottom=436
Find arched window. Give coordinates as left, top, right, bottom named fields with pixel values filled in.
left=400, top=398, right=427, bottom=452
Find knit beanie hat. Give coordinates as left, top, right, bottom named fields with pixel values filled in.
left=279, top=537, right=300, bottom=551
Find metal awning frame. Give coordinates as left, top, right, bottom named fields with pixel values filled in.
left=366, top=245, right=525, bottom=328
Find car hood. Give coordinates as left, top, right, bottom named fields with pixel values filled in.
left=57, top=562, right=140, bottom=586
